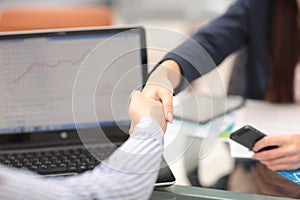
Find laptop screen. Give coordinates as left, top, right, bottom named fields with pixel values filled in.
left=0, top=27, right=147, bottom=135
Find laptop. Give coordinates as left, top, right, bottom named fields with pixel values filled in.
left=0, top=26, right=175, bottom=186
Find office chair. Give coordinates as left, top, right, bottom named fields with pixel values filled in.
left=0, top=6, right=113, bottom=31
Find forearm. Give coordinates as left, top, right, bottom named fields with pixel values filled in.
left=0, top=117, right=164, bottom=200
left=0, top=167, right=65, bottom=200
left=162, top=0, right=250, bottom=85
left=80, top=116, right=164, bottom=200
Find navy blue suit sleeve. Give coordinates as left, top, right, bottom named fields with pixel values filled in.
left=163, top=0, right=251, bottom=86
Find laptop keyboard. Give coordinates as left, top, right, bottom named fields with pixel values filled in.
left=0, top=146, right=117, bottom=175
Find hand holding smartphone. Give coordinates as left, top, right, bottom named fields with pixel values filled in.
left=230, top=125, right=278, bottom=152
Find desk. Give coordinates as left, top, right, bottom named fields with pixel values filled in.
left=163, top=99, right=300, bottom=199
left=150, top=185, right=295, bottom=200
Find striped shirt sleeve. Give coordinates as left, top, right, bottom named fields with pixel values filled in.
left=0, top=116, right=164, bottom=200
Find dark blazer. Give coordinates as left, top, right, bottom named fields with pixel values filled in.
left=163, top=0, right=271, bottom=99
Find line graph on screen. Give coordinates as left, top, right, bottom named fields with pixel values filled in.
left=0, top=39, right=98, bottom=100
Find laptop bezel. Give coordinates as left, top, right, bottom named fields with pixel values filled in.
left=0, top=26, right=148, bottom=150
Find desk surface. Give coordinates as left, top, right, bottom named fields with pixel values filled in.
left=163, top=98, right=300, bottom=199
left=233, top=99, right=300, bottom=134
left=151, top=185, right=295, bottom=200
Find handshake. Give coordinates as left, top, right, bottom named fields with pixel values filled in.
left=129, top=61, right=181, bottom=134
left=128, top=90, right=168, bottom=133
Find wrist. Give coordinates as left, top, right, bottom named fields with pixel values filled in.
left=133, top=116, right=164, bottom=137
left=159, top=60, right=181, bottom=88
left=149, top=106, right=166, bottom=131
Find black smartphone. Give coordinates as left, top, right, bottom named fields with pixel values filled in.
left=230, top=125, right=278, bottom=152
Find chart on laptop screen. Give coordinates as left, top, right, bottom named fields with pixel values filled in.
left=0, top=30, right=143, bottom=134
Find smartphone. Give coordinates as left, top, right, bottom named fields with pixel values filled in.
left=230, top=125, right=278, bottom=152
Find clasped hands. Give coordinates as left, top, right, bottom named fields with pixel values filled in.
left=128, top=61, right=180, bottom=134
left=128, top=90, right=168, bottom=134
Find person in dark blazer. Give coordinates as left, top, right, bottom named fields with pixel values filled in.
left=143, top=0, right=300, bottom=171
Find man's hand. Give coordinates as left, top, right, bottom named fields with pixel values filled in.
left=129, top=91, right=167, bottom=133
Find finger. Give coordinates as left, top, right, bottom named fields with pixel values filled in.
left=162, top=124, right=167, bottom=133
left=253, top=136, right=289, bottom=152
left=129, top=90, right=141, bottom=102
left=161, top=119, right=168, bottom=133
left=129, top=122, right=134, bottom=135
left=260, top=153, right=300, bottom=167
left=128, top=90, right=142, bottom=121
left=159, top=90, right=173, bottom=123
left=252, top=146, right=290, bottom=161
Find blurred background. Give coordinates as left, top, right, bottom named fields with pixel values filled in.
left=0, top=0, right=236, bottom=94
left=0, top=0, right=234, bottom=61
left=0, top=0, right=236, bottom=186
left=0, top=0, right=234, bottom=20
